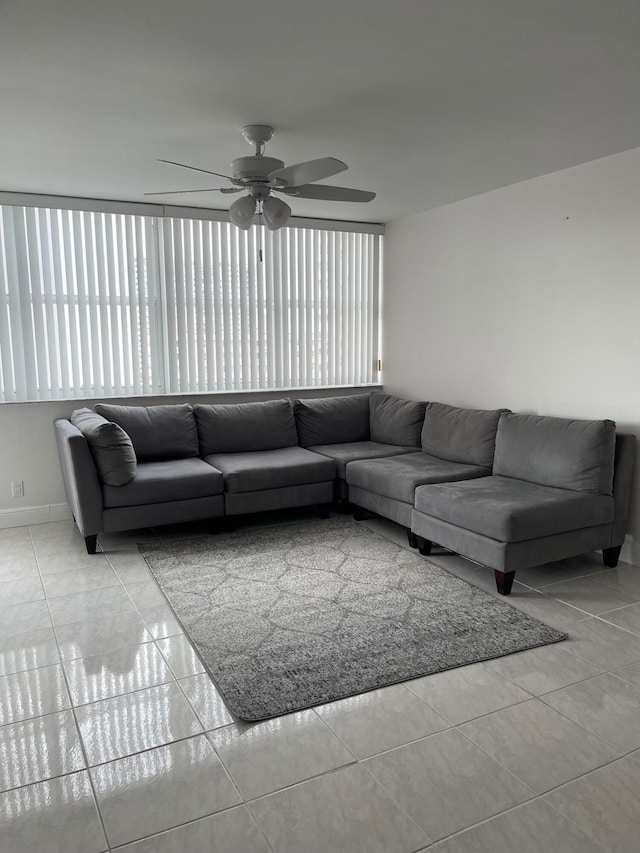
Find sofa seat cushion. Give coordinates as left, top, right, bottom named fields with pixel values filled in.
left=308, top=442, right=414, bottom=478
left=204, top=447, right=335, bottom=493
left=414, top=476, right=614, bottom=543
left=102, top=458, right=224, bottom=509
left=347, top=451, right=491, bottom=504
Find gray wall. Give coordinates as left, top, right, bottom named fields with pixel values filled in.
left=382, top=145, right=640, bottom=561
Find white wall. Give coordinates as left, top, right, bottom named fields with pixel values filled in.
left=383, top=146, right=640, bottom=557
left=0, top=386, right=377, bottom=526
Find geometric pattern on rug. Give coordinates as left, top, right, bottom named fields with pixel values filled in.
left=139, top=516, right=567, bottom=721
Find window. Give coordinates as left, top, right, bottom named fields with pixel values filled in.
left=0, top=200, right=382, bottom=402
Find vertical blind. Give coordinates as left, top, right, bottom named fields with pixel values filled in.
left=0, top=203, right=381, bottom=402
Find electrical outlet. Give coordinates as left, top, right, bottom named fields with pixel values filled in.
left=11, top=481, right=24, bottom=498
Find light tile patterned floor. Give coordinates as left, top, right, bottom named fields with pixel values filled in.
left=1, top=514, right=640, bottom=852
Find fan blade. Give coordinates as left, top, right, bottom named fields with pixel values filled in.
left=158, top=159, right=239, bottom=183
left=278, top=184, right=376, bottom=203
left=143, top=187, right=239, bottom=196
left=269, top=157, right=347, bottom=187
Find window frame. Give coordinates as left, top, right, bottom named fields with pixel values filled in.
left=0, top=192, right=383, bottom=403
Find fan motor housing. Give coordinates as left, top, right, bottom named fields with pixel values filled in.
left=232, top=156, right=284, bottom=182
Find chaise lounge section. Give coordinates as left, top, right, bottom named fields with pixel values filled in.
left=410, top=413, right=635, bottom=593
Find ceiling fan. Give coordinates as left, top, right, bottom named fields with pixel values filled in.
left=146, top=125, right=376, bottom=231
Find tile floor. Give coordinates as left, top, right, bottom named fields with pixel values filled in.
left=1, top=513, right=640, bottom=852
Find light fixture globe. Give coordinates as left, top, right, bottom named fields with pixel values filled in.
left=229, top=195, right=256, bottom=230
left=262, top=196, right=291, bottom=231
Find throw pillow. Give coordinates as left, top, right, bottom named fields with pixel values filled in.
left=71, top=408, right=136, bottom=486
left=94, top=403, right=199, bottom=462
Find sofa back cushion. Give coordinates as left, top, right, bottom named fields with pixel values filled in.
left=294, top=395, right=370, bottom=447
left=71, top=408, right=137, bottom=485
left=421, top=402, right=506, bottom=468
left=195, top=399, right=298, bottom=455
left=94, top=403, right=199, bottom=462
left=369, top=393, right=426, bottom=447
left=493, top=413, right=616, bottom=495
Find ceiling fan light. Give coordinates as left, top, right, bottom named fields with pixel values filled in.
left=262, top=196, right=291, bottom=231
left=229, top=194, right=256, bottom=230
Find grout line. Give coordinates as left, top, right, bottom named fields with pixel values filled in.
left=104, top=801, right=275, bottom=852
left=154, top=636, right=205, bottom=682
left=494, top=666, right=608, bottom=698
left=538, top=795, right=611, bottom=853
left=28, top=525, right=112, bottom=851
left=598, top=599, right=640, bottom=619
left=535, top=683, right=637, bottom=755
left=355, top=759, right=439, bottom=848
left=60, top=643, right=177, bottom=709
left=308, top=706, right=361, bottom=761
left=195, top=730, right=245, bottom=810
left=403, top=679, right=531, bottom=728
left=592, top=612, right=640, bottom=638
left=172, top=668, right=238, bottom=730
left=204, top=718, right=358, bottom=803
left=454, top=705, right=639, bottom=795
left=427, top=795, right=610, bottom=852
left=245, top=803, right=279, bottom=853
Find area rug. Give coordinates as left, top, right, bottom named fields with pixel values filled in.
left=139, top=516, right=566, bottom=720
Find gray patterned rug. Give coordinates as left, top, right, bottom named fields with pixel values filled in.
left=139, top=516, right=566, bottom=720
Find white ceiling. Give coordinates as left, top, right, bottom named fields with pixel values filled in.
left=1, top=0, right=639, bottom=224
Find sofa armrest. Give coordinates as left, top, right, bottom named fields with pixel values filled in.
left=611, top=433, right=636, bottom=547
left=54, top=419, right=104, bottom=537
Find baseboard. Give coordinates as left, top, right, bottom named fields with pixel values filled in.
left=0, top=502, right=73, bottom=529
left=621, top=534, right=639, bottom=568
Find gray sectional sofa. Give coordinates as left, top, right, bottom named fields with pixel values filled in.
left=54, top=392, right=635, bottom=595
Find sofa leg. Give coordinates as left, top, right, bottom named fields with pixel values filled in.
left=495, top=570, right=516, bottom=595
left=407, top=530, right=418, bottom=549
left=317, top=504, right=331, bottom=519
left=353, top=506, right=369, bottom=521
left=603, top=545, right=622, bottom=568
left=84, top=535, right=97, bottom=555
left=416, top=536, right=432, bottom=556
